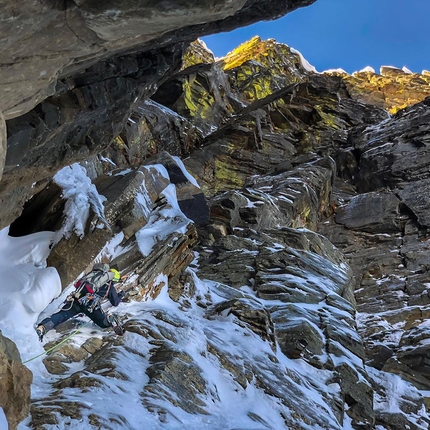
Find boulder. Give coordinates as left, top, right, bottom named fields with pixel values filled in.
left=0, top=331, right=33, bottom=430
left=335, top=190, right=401, bottom=233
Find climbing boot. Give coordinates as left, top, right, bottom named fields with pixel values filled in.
left=35, top=325, right=46, bottom=342
left=107, top=314, right=125, bottom=336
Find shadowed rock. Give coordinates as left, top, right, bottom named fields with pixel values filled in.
left=0, top=331, right=33, bottom=430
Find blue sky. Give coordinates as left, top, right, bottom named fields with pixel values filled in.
left=202, top=0, right=430, bottom=74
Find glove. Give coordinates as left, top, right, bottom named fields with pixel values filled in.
left=118, top=291, right=125, bottom=300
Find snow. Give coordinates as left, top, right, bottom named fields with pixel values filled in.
left=144, top=274, right=342, bottom=430
left=0, top=227, right=61, bottom=356
left=290, top=47, right=318, bottom=73
left=196, top=38, right=213, bottom=57
left=135, top=183, right=191, bottom=257
left=94, top=232, right=130, bottom=264
left=135, top=177, right=155, bottom=219
left=0, top=184, right=343, bottom=429
left=171, top=155, right=200, bottom=188
left=323, top=68, right=348, bottom=75
left=99, top=155, right=116, bottom=166
left=53, top=163, right=109, bottom=242
left=0, top=221, right=414, bottom=430
left=367, top=367, right=428, bottom=428
left=114, top=168, right=133, bottom=176
left=144, top=163, right=169, bottom=180
left=379, top=65, right=408, bottom=74
left=356, top=66, right=375, bottom=74
left=1, top=160, right=428, bottom=430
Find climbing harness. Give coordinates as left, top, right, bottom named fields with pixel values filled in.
left=68, top=279, right=113, bottom=313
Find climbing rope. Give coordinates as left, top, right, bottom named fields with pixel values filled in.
left=23, top=321, right=91, bottom=365
left=22, top=280, right=133, bottom=365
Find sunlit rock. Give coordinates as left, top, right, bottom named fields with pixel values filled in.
left=182, top=39, right=216, bottom=69
left=222, top=36, right=309, bottom=101
left=341, top=66, right=430, bottom=114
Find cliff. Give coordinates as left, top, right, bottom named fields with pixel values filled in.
left=1, top=3, right=430, bottom=430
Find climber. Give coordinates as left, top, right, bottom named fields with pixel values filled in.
left=35, top=263, right=125, bottom=341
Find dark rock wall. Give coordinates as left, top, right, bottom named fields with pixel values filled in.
left=320, top=98, right=430, bottom=395
left=0, top=1, right=315, bottom=230
left=0, top=0, right=315, bottom=120
left=144, top=38, right=430, bottom=427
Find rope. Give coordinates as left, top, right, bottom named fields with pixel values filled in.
left=23, top=321, right=91, bottom=365
left=23, top=279, right=128, bottom=365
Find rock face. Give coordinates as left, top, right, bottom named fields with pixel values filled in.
left=3, top=5, right=430, bottom=430
left=320, top=98, right=430, bottom=398
left=326, top=66, right=430, bottom=114
left=0, top=0, right=315, bottom=121
left=0, top=331, right=32, bottom=430
left=0, top=112, right=5, bottom=181
left=0, top=0, right=314, bottom=230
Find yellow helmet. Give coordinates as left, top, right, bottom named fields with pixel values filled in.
left=110, top=268, right=120, bottom=282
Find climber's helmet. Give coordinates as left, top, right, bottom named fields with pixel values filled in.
left=110, top=268, right=121, bottom=282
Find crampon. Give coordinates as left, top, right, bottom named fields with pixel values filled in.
left=108, top=314, right=125, bottom=336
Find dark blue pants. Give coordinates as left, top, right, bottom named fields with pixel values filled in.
left=39, top=299, right=110, bottom=333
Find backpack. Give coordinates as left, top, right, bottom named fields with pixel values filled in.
left=74, top=263, right=110, bottom=298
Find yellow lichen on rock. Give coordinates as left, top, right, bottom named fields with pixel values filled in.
left=235, top=64, right=275, bottom=101
left=339, top=69, right=430, bottom=114
left=182, top=40, right=215, bottom=70
left=114, top=135, right=126, bottom=148
left=221, top=37, right=307, bottom=103
left=313, top=105, right=342, bottom=130
left=183, top=75, right=215, bottom=119
left=214, top=156, right=245, bottom=193
left=222, top=36, right=268, bottom=71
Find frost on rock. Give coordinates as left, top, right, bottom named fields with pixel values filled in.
left=367, top=367, right=429, bottom=429
left=53, top=163, right=108, bottom=241
left=136, top=184, right=191, bottom=257
left=290, top=47, right=318, bottom=73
